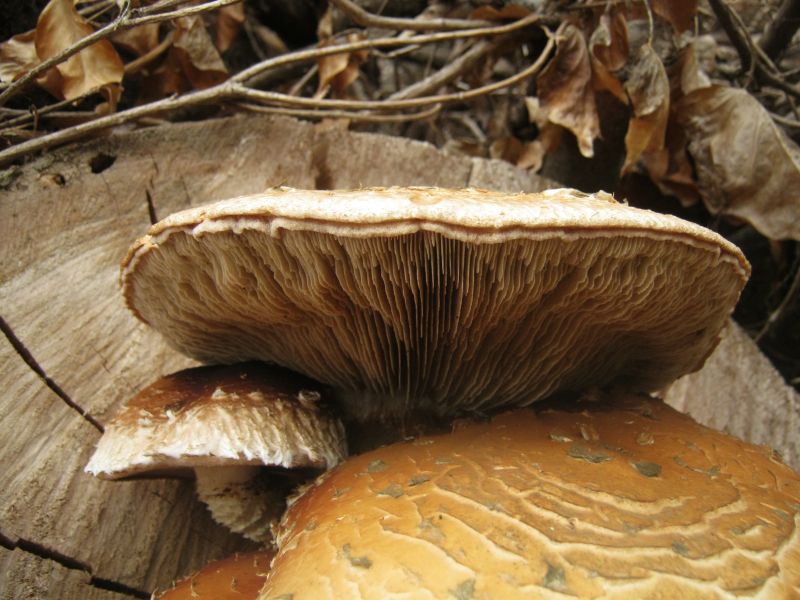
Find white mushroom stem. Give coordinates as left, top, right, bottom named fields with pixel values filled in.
left=195, top=466, right=287, bottom=544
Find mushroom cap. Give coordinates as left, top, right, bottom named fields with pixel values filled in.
left=85, top=362, right=347, bottom=478
left=260, top=393, right=800, bottom=599
left=154, top=549, right=273, bottom=599
left=122, top=187, right=749, bottom=421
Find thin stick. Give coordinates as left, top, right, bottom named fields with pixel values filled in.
left=124, top=31, right=175, bottom=75
left=706, top=0, right=753, bottom=78
left=388, top=40, right=495, bottom=100
left=233, top=34, right=554, bottom=111
left=237, top=103, right=442, bottom=122
left=329, top=0, right=493, bottom=31
left=125, top=0, right=242, bottom=27
left=759, top=0, right=800, bottom=61
left=234, top=12, right=544, bottom=85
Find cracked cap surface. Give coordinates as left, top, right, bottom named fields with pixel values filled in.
left=260, top=393, right=800, bottom=599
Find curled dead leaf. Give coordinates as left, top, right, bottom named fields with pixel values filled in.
left=172, top=16, right=228, bottom=89
left=215, top=3, right=246, bottom=53
left=589, top=9, right=629, bottom=104
left=0, top=31, right=40, bottom=84
left=537, top=24, right=600, bottom=158
left=316, top=34, right=368, bottom=98
left=113, top=23, right=161, bottom=57
left=523, top=96, right=564, bottom=172
left=677, top=86, right=800, bottom=241
left=34, top=0, right=124, bottom=101
left=470, top=5, right=531, bottom=21
left=651, top=0, right=698, bottom=33
left=622, top=45, right=669, bottom=173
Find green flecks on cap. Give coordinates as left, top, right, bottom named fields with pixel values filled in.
left=408, top=474, right=431, bottom=487
left=342, top=544, right=372, bottom=569
left=367, top=459, right=388, bottom=473
left=631, top=461, right=662, bottom=477
left=549, top=433, right=573, bottom=443
left=672, top=541, right=690, bottom=556
left=568, top=444, right=612, bottom=464
left=673, top=456, right=720, bottom=477
left=450, top=578, right=476, bottom=599
left=377, top=483, right=404, bottom=498
left=543, top=563, right=567, bottom=592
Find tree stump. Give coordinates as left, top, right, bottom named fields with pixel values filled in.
left=0, top=114, right=553, bottom=599
left=2, top=114, right=797, bottom=598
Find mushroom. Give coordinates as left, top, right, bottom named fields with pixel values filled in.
left=102, top=186, right=775, bottom=597
left=260, top=392, right=800, bottom=598
left=121, top=186, right=749, bottom=429
left=154, top=549, right=273, bottom=599
left=86, top=362, right=346, bottom=542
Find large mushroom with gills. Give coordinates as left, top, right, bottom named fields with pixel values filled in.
left=120, top=187, right=748, bottom=429
left=88, top=186, right=800, bottom=596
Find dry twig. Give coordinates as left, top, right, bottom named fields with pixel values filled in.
left=0, top=13, right=552, bottom=167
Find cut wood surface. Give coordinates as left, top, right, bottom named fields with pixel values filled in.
left=0, top=114, right=553, bottom=597
left=666, top=320, right=800, bottom=471
left=0, top=546, right=131, bottom=600
left=1, top=114, right=795, bottom=597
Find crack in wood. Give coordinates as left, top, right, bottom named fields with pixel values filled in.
left=145, top=189, right=158, bottom=225
left=4, top=533, right=149, bottom=598
left=0, top=315, right=104, bottom=433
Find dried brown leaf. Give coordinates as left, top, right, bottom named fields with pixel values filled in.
left=676, top=39, right=711, bottom=96
left=0, top=31, right=39, bottom=83
left=537, top=25, right=600, bottom=158
left=470, top=5, right=531, bottom=20
left=622, top=45, right=669, bottom=172
left=591, top=8, right=628, bottom=71
left=0, top=30, right=64, bottom=98
left=215, top=3, right=246, bottom=53
left=316, top=34, right=368, bottom=98
left=35, top=0, right=124, bottom=100
left=172, top=16, right=228, bottom=89
left=589, top=9, right=629, bottom=104
left=651, top=0, right=698, bottom=33
left=677, top=86, right=800, bottom=240
left=113, top=23, right=160, bottom=56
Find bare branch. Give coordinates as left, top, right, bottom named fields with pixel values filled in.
left=232, top=33, right=554, bottom=111
left=759, top=0, right=800, bottom=61
left=388, top=40, right=496, bottom=100
left=237, top=103, right=443, bottom=123
left=329, top=0, right=494, bottom=31
left=0, top=24, right=555, bottom=167
left=234, top=12, right=545, bottom=85
left=706, top=0, right=753, bottom=78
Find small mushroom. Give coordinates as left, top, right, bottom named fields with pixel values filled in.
left=121, top=187, right=749, bottom=427
left=260, top=392, right=800, bottom=598
left=86, top=362, right=346, bottom=543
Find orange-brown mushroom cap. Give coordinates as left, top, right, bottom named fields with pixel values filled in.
left=260, top=393, right=800, bottom=599
left=154, top=549, right=273, bottom=600
left=122, top=187, right=749, bottom=422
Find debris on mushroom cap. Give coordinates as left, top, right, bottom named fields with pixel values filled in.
left=85, top=362, right=346, bottom=478
left=154, top=549, right=273, bottom=599
left=121, top=187, right=749, bottom=422
left=85, top=362, right=347, bottom=542
left=260, top=392, right=800, bottom=599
